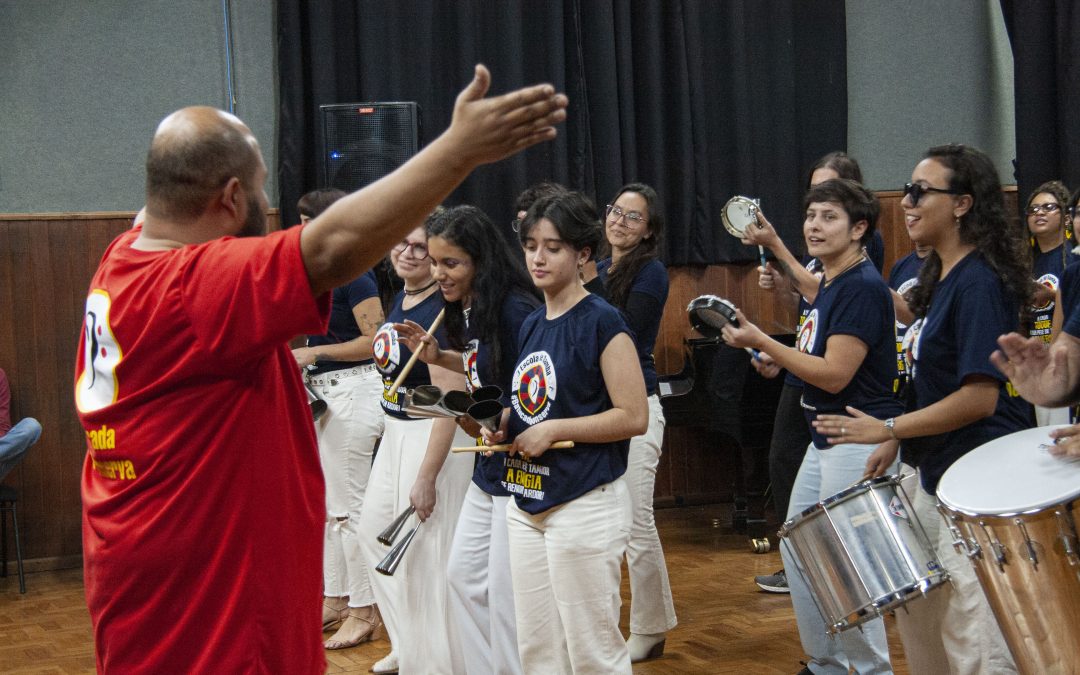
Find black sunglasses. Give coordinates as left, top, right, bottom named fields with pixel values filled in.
left=903, top=182, right=962, bottom=207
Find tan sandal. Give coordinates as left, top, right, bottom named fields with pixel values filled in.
left=321, top=600, right=349, bottom=632
left=324, top=608, right=384, bottom=650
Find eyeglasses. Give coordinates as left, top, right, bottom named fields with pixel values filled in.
left=903, top=182, right=962, bottom=207
left=392, top=241, right=429, bottom=259
left=1026, top=202, right=1061, bottom=216
left=606, top=204, right=647, bottom=226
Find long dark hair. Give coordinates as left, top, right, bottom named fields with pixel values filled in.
left=599, top=183, right=665, bottom=309
left=906, top=144, right=1031, bottom=323
left=518, top=191, right=603, bottom=254
left=427, top=205, right=539, bottom=377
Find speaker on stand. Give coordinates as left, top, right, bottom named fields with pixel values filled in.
left=318, top=102, right=422, bottom=192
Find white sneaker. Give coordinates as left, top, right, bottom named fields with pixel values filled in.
left=371, top=651, right=398, bottom=674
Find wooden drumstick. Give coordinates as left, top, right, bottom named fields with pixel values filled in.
left=451, top=441, right=575, bottom=453
left=390, top=308, right=445, bottom=394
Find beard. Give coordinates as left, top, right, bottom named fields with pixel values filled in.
left=238, top=191, right=268, bottom=238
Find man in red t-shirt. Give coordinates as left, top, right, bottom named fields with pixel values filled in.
left=74, top=66, right=566, bottom=674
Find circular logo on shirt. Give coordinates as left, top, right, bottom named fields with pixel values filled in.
left=903, top=318, right=924, bottom=380
left=797, top=309, right=818, bottom=354
left=512, top=351, right=557, bottom=425
left=895, top=278, right=919, bottom=330
left=463, top=339, right=481, bottom=391
left=372, top=323, right=400, bottom=374
left=1033, top=273, right=1059, bottom=311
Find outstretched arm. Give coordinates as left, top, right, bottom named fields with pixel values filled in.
left=302, top=65, right=568, bottom=296
left=741, top=211, right=818, bottom=302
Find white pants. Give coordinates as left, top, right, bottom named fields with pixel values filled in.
left=781, top=442, right=895, bottom=675
left=894, top=479, right=1017, bottom=675
left=447, top=484, right=522, bottom=675
left=1034, top=404, right=1069, bottom=426
left=311, top=367, right=384, bottom=606
left=356, top=415, right=473, bottom=675
left=624, top=394, right=677, bottom=635
left=506, top=478, right=633, bottom=675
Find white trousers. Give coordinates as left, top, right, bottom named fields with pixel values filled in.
left=311, top=367, right=385, bottom=605
left=356, top=415, right=473, bottom=675
left=624, top=394, right=677, bottom=634
left=893, top=479, right=1018, bottom=675
left=447, top=483, right=522, bottom=675
left=506, top=478, right=633, bottom=675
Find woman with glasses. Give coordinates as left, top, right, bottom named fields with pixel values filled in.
left=290, top=189, right=387, bottom=651
left=1024, top=180, right=1078, bottom=425
left=485, top=191, right=648, bottom=673
left=723, top=178, right=901, bottom=675
left=595, top=183, right=677, bottom=662
left=394, top=204, right=541, bottom=675
left=356, top=213, right=475, bottom=675
left=814, top=145, right=1030, bottom=675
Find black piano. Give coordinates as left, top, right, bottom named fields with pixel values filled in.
left=658, top=336, right=787, bottom=550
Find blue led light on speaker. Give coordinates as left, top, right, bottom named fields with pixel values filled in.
left=330, top=151, right=342, bottom=160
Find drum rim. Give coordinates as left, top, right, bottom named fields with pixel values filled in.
left=721, top=195, right=758, bottom=237
left=686, top=294, right=736, bottom=339
left=779, top=475, right=900, bottom=536
left=828, top=573, right=950, bottom=633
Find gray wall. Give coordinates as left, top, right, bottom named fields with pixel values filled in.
left=0, top=0, right=276, bottom=213
left=1, top=1, right=1014, bottom=213
left=847, top=0, right=1015, bottom=190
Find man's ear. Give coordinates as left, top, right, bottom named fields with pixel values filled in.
left=220, top=177, right=243, bottom=220
left=851, top=219, right=868, bottom=243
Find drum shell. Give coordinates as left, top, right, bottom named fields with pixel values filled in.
left=938, top=501, right=1080, bottom=675
left=780, top=477, right=948, bottom=633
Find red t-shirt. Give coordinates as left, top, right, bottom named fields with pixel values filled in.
left=75, top=226, right=330, bottom=674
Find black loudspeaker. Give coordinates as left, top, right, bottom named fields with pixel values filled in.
left=318, top=102, right=422, bottom=192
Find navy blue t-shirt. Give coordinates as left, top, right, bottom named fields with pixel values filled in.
left=1062, top=259, right=1080, bottom=338
left=888, top=252, right=926, bottom=388
left=307, top=271, right=379, bottom=374
left=596, top=257, right=669, bottom=395
left=796, top=259, right=903, bottom=448
left=784, top=256, right=823, bottom=388
left=1030, top=244, right=1080, bottom=343
left=463, top=291, right=542, bottom=496
left=865, top=230, right=885, bottom=273
left=901, top=252, right=1031, bottom=494
left=505, top=294, right=633, bottom=513
left=374, top=290, right=446, bottom=419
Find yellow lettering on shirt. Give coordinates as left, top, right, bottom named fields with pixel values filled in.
left=91, top=458, right=137, bottom=480
left=85, top=424, right=116, bottom=450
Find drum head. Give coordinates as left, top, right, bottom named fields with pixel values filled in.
left=937, top=425, right=1080, bottom=515
left=721, top=195, right=760, bottom=238
left=687, top=294, right=739, bottom=339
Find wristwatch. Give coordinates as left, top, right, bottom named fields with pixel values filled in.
left=884, top=418, right=897, bottom=440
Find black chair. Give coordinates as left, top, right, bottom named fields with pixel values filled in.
left=0, top=483, right=25, bottom=593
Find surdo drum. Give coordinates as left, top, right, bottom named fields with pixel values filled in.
left=778, top=475, right=949, bottom=633
left=936, top=426, right=1080, bottom=674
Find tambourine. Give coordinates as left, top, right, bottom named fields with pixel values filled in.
left=721, top=195, right=768, bottom=268
left=686, top=294, right=761, bottom=360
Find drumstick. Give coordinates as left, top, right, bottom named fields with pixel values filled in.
left=451, top=441, right=576, bottom=453
left=390, top=308, right=446, bottom=393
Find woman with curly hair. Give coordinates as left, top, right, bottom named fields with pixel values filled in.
left=814, top=144, right=1030, bottom=675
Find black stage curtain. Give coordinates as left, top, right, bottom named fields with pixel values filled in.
left=1002, top=0, right=1080, bottom=205
left=277, top=1, right=847, bottom=265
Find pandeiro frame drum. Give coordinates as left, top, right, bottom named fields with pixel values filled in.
left=779, top=475, right=949, bottom=633
left=937, top=425, right=1080, bottom=674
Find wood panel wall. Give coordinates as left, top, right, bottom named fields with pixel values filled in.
left=0, top=190, right=1014, bottom=569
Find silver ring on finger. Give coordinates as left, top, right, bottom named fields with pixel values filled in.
left=841, top=427, right=847, bottom=436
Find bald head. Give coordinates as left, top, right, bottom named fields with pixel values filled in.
left=145, top=106, right=263, bottom=223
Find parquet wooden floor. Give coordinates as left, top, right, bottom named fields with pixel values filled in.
left=0, top=503, right=910, bottom=674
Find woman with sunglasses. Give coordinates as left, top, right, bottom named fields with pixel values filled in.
left=723, top=178, right=901, bottom=675
left=395, top=205, right=542, bottom=675
left=485, top=191, right=648, bottom=673
left=356, top=214, right=475, bottom=675
left=595, top=183, right=677, bottom=662
left=814, top=145, right=1030, bottom=674
left=1024, top=180, right=1078, bottom=425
